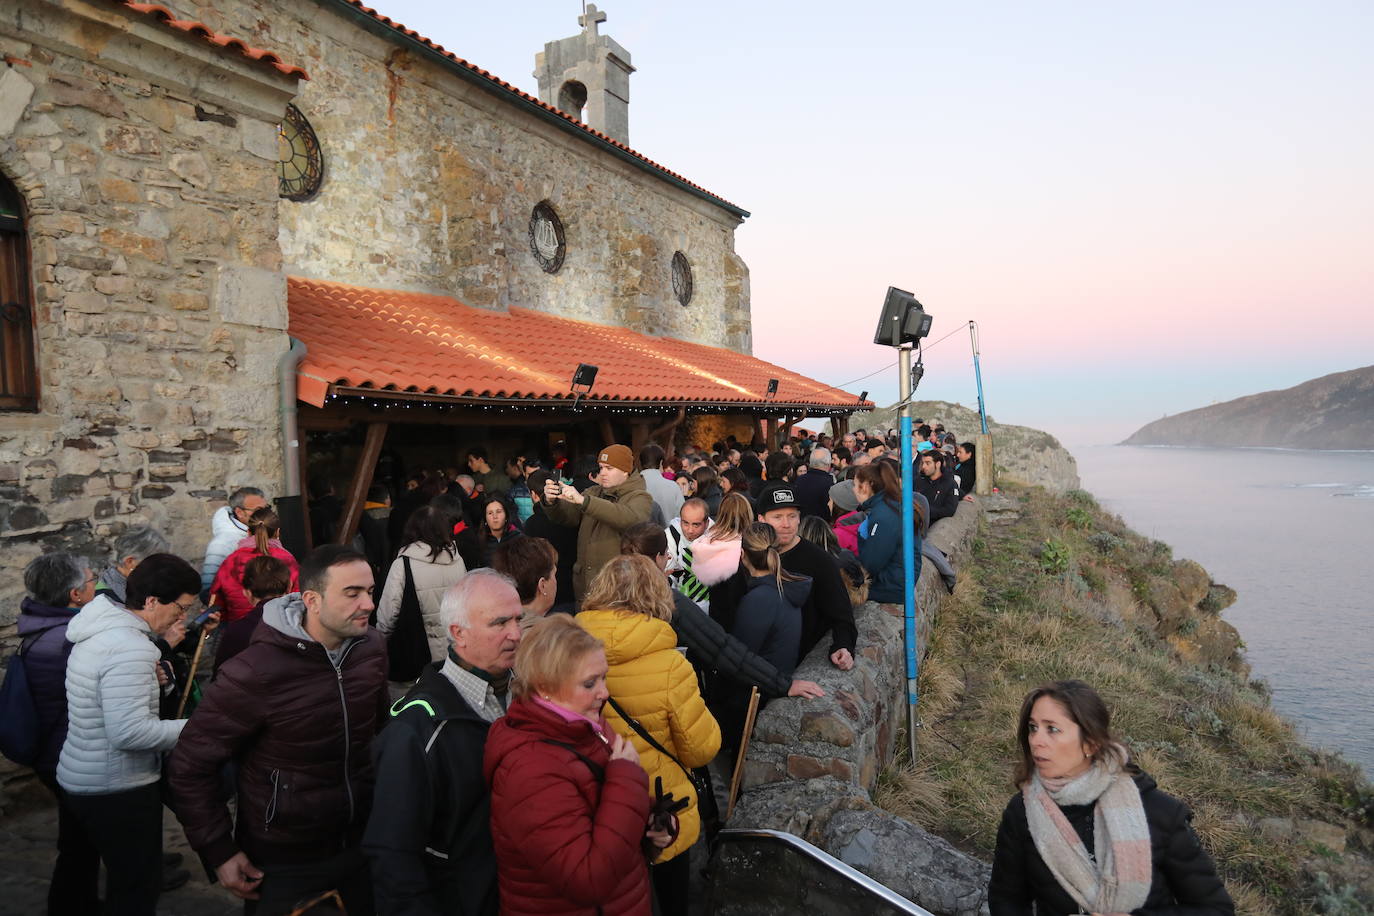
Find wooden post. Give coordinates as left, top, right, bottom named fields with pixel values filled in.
left=336, top=421, right=388, bottom=545
left=649, top=406, right=686, bottom=459
left=598, top=417, right=616, bottom=448
left=780, top=415, right=797, bottom=444
left=630, top=421, right=651, bottom=457
left=975, top=432, right=994, bottom=495
left=751, top=416, right=765, bottom=446
left=764, top=417, right=779, bottom=450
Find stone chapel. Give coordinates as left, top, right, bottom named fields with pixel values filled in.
left=0, top=0, right=868, bottom=618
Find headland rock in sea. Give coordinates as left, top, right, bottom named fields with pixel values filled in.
left=1123, top=364, right=1374, bottom=450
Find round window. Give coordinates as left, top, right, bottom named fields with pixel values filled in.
left=671, top=251, right=693, bottom=306
left=276, top=104, right=324, bottom=201
left=529, top=202, right=566, bottom=274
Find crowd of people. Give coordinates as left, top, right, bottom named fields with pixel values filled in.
left=7, top=421, right=1233, bottom=915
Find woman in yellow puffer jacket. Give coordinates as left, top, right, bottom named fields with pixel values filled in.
left=577, top=554, right=721, bottom=916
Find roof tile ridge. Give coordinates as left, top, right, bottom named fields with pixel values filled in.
left=334, top=0, right=737, bottom=209
left=111, top=0, right=310, bottom=80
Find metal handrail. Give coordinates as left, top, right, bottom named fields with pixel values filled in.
left=713, top=828, right=938, bottom=916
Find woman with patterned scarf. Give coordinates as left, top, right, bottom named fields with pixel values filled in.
left=988, top=680, right=1234, bottom=915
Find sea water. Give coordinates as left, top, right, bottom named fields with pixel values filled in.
left=1073, top=445, right=1374, bottom=775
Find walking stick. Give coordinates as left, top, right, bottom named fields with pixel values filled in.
left=175, top=597, right=215, bottom=719
left=725, top=686, right=761, bottom=821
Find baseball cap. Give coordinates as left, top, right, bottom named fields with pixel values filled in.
left=758, top=482, right=800, bottom=513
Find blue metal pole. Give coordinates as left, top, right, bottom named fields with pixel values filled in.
left=970, top=321, right=989, bottom=435
left=898, top=345, right=918, bottom=761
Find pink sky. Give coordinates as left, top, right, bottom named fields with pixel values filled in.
left=368, top=1, right=1374, bottom=446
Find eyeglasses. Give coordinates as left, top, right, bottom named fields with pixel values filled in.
left=173, top=598, right=198, bottom=615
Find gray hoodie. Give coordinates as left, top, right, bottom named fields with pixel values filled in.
left=262, top=592, right=351, bottom=668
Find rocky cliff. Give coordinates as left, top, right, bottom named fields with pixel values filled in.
left=1123, top=364, right=1374, bottom=449
left=847, top=400, right=1081, bottom=493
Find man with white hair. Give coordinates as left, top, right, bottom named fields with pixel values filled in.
left=364, top=568, right=524, bottom=916
left=790, top=446, right=835, bottom=520
left=200, top=486, right=268, bottom=596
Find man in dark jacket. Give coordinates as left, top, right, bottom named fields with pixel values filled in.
left=916, top=451, right=960, bottom=524
left=169, top=545, right=388, bottom=915
left=521, top=470, right=577, bottom=611
left=712, top=484, right=857, bottom=671
left=18, top=552, right=100, bottom=915
left=790, top=447, right=835, bottom=519
left=363, top=568, right=524, bottom=916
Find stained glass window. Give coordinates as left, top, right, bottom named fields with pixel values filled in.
left=529, top=202, right=566, bottom=274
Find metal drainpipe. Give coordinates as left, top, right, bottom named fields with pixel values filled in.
left=278, top=336, right=307, bottom=497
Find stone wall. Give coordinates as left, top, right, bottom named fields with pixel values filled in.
left=850, top=399, right=1082, bottom=494
left=725, top=500, right=993, bottom=915
left=173, top=0, right=753, bottom=351
left=0, top=0, right=298, bottom=635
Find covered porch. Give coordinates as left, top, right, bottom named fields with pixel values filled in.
left=285, top=278, right=870, bottom=548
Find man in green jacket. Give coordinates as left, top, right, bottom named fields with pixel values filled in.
left=542, top=444, right=654, bottom=601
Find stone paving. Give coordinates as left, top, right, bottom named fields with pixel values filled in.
left=0, top=792, right=239, bottom=916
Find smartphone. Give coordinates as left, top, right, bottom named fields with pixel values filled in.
left=192, top=606, right=217, bottom=627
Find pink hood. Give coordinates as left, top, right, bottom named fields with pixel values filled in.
left=690, top=533, right=742, bottom=586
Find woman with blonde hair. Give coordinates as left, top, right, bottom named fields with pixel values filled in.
left=484, top=614, right=659, bottom=915
left=208, top=506, right=299, bottom=624
left=688, top=491, right=753, bottom=590
left=577, top=555, right=721, bottom=916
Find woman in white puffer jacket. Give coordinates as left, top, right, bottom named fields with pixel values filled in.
left=58, top=554, right=200, bottom=916
left=376, top=505, right=469, bottom=668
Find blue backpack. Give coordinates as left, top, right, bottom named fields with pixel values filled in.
left=0, top=626, right=60, bottom=766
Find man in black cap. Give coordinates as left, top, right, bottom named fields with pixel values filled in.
left=719, top=482, right=856, bottom=671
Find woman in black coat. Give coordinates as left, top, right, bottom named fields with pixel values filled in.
left=988, top=680, right=1234, bottom=916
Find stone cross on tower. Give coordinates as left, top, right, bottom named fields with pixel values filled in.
left=534, top=5, right=635, bottom=143
left=578, top=4, right=607, bottom=37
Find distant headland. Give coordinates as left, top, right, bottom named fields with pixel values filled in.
left=1123, top=365, right=1374, bottom=449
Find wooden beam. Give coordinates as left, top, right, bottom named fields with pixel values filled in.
left=781, top=415, right=797, bottom=443
left=752, top=417, right=765, bottom=446
left=650, top=406, right=687, bottom=460
left=598, top=417, right=616, bottom=448
left=765, top=417, right=779, bottom=450
left=336, top=422, right=388, bottom=545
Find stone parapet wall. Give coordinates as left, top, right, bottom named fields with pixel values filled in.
left=725, top=500, right=992, bottom=915
left=0, top=0, right=297, bottom=635
left=741, top=500, right=982, bottom=794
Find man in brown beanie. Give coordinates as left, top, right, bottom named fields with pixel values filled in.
left=542, top=444, right=655, bottom=600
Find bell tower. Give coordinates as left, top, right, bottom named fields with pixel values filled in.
left=534, top=4, right=635, bottom=144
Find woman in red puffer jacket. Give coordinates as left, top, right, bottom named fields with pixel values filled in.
left=484, top=615, right=665, bottom=916
left=208, top=507, right=299, bottom=623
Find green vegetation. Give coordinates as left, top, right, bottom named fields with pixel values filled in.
left=873, top=483, right=1373, bottom=915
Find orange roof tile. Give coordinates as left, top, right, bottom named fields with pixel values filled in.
left=115, top=2, right=310, bottom=80
left=288, top=278, right=869, bottom=414
left=333, top=1, right=744, bottom=216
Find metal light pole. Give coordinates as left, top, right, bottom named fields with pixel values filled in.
left=969, top=320, right=989, bottom=436
left=898, top=344, right=919, bottom=763
left=874, top=286, right=931, bottom=763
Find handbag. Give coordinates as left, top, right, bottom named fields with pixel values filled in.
left=386, top=557, right=431, bottom=682
left=0, top=624, right=62, bottom=766
left=605, top=695, right=717, bottom=834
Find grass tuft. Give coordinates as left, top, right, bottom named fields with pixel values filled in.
left=874, top=483, right=1374, bottom=914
